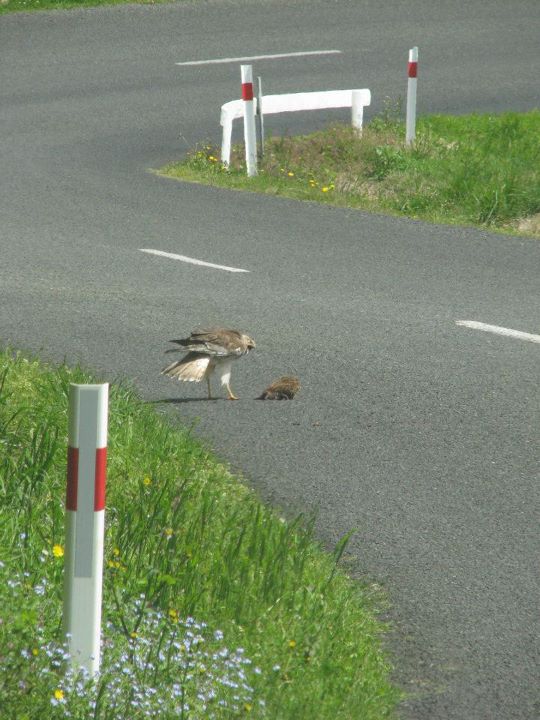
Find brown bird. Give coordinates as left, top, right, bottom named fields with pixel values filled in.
left=257, top=376, right=300, bottom=400
left=161, top=327, right=256, bottom=400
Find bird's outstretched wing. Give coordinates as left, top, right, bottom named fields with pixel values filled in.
left=168, top=328, right=253, bottom=357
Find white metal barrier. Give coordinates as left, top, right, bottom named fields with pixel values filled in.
left=220, top=88, right=371, bottom=166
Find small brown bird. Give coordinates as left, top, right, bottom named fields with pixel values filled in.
left=161, top=327, right=256, bottom=400
left=257, top=376, right=300, bottom=400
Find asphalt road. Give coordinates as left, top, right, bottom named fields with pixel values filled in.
left=2, top=1, right=539, bottom=718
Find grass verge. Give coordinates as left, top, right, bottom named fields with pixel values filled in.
left=0, top=0, right=172, bottom=14
left=160, top=110, right=540, bottom=236
left=0, top=348, right=400, bottom=719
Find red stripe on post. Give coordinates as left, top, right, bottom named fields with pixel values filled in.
left=408, top=61, right=418, bottom=78
left=66, top=447, right=79, bottom=510
left=241, top=82, right=254, bottom=101
left=94, top=447, right=107, bottom=511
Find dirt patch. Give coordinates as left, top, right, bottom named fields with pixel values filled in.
left=517, top=213, right=540, bottom=236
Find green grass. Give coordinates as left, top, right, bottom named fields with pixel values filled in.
left=0, top=0, right=173, bottom=14
left=0, top=348, right=400, bottom=719
left=160, top=110, right=540, bottom=236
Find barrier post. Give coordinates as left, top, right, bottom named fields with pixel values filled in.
left=241, top=64, right=257, bottom=176
left=406, top=46, right=418, bottom=145
left=63, top=383, right=109, bottom=677
left=221, top=113, right=233, bottom=167
left=351, top=89, right=366, bottom=135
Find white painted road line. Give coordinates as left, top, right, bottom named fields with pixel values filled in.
left=176, top=50, right=342, bottom=66
left=140, top=248, right=249, bottom=273
left=456, top=320, right=540, bottom=344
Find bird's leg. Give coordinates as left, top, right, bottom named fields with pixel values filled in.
left=206, top=376, right=213, bottom=400
left=226, top=382, right=239, bottom=401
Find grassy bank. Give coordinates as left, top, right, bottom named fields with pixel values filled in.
left=161, top=110, right=540, bottom=236
left=0, top=0, right=171, bottom=13
left=0, top=349, right=400, bottom=719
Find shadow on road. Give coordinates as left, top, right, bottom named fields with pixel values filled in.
left=147, top=398, right=218, bottom=405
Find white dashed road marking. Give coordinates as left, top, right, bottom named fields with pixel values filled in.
left=456, top=320, right=540, bottom=344
left=140, top=249, right=249, bottom=273
left=176, top=50, right=341, bottom=66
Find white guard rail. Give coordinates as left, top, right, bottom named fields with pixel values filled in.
left=220, top=88, right=371, bottom=166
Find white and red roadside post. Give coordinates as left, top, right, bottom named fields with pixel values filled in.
left=241, top=64, right=258, bottom=176
left=63, top=383, right=109, bottom=677
left=406, top=46, right=418, bottom=146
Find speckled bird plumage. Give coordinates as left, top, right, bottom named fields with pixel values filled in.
left=161, top=328, right=255, bottom=400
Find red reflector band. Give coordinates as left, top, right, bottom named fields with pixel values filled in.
left=408, top=61, right=418, bottom=78
left=94, top=447, right=107, bottom=511
left=66, top=447, right=79, bottom=510
left=242, top=82, right=254, bottom=101
left=66, top=446, right=107, bottom=510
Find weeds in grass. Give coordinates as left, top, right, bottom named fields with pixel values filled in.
left=163, top=110, right=540, bottom=235
left=0, top=0, right=172, bottom=13
left=0, top=349, right=399, bottom=719
left=1, top=566, right=262, bottom=718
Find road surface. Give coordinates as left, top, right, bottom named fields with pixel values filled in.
left=1, top=1, right=539, bottom=717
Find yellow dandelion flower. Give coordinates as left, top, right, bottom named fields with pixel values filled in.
left=32, top=648, right=39, bottom=656
left=52, top=545, right=64, bottom=558
left=130, top=632, right=138, bottom=639
left=321, top=187, right=329, bottom=193
left=164, top=528, right=174, bottom=537
left=53, top=689, right=64, bottom=701
left=244, top=703, right=253, bottom=712
left=168, top=608, right=179, bottom=622
left=143, top=477, right=152, bottom=486
left=113, top=547, right=120, bottom=557
left=288, top=639, right=297, bottom=649
left=287, top=171, right=294, bottom=177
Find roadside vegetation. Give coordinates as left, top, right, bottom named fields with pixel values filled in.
left=0, top=348, right=400, bottom=719
left=161, top=109, right=540, bottom=237
left=0, top=0, right=170, bottom=13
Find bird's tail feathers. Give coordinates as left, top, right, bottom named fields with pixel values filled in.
left=161, top=353, right=210, bottom=382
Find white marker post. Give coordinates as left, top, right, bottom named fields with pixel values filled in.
left=241, top=64, right=257, bottom=176
left=256, top=75, right=265, bottom=161
left=63, top=383, right=109, bottom=677
left=406, top=46, right=418, bottom=146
